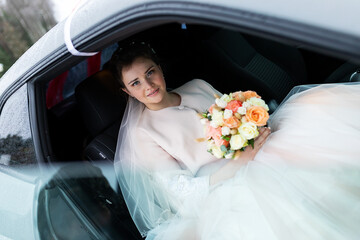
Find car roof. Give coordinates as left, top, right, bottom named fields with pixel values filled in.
left=1, top=0, right=360, bottom=98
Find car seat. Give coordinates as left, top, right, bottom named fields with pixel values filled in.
left=324, top=62, right=360, bottom=83
left=197, top=29, right=307, bottom=105
left=75, top=70, right=126, bottom=161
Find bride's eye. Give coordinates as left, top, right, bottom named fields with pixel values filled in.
left=146, top=69, right=154, bottom=78
left=131, top=80, right=140, bottom=87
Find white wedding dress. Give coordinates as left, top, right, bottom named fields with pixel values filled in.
left=114, top=80, right=360, bottom=240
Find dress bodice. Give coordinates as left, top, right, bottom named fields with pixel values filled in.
left=136, top=79, right=221, bottom=175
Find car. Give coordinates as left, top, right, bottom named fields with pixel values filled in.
left=1, top=0, right=360, bottom=239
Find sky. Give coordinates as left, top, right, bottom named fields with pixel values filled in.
left=51, top=0, right=79, bottom=22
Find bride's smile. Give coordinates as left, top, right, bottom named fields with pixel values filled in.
left=147, top=88, right=159, bottom=97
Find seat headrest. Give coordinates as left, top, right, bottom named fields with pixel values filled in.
left=75, top=70, right=126, bottom=137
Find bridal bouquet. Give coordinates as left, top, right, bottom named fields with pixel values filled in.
left=198, top=91, right=269, bottom=159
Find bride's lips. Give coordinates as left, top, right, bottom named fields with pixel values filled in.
left=147, top=88, right=159, bottom=97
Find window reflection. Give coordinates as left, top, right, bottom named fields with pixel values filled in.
left=0, top=85, right=36, bottom=165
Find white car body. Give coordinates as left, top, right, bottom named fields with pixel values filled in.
left=0, top=0, right=360, bottom=239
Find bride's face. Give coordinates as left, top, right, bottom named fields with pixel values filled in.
left=121, top=57, right=167, bottom=109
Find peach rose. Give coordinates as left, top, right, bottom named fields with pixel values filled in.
left=232, top=91, right=246, bottom=102
left=218, top=138, right=229, bottom=148
left=225, top=100, right=243, bottom=113
left=223, top=116, right=241, bottom=128
left=245, top=106, right=269, bottom=126
left=243, top=91, right=260, bottom=100
left=206, top=125, right=219, bottom=139
left=206, top=125, right=229, bottom=147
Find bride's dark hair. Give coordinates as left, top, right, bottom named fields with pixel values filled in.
left=107, top=42, right=159, bottom=88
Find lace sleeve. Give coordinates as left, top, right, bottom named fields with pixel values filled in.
left=153, top=170, right=210, bottom=204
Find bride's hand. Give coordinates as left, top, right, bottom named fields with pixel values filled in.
left=238, top=127, right=271, bottom=162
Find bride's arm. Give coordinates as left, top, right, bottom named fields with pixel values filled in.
left=135, top=129, right=211, bottom=201
left=209, top=127, right=271, bottom=185
left=133, top=127, right=270, bottom=203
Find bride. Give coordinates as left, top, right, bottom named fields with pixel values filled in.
left=111, top=42, right=360, bottom=240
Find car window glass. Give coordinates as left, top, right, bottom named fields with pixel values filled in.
left=0, top=85, right=36, bottom=165
left=46, top=43, right=118, bottom=109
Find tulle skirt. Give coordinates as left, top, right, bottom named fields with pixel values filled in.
left=148, top=83, right=360, bottom=240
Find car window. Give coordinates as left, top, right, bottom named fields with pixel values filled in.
left=0, top=85, right=36, bottom=165
left=46, top=43, right=118, bottom=109
left=37, top=162, right=142, bottom=240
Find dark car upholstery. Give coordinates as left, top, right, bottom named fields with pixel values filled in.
left=197, top=29, right=307, bottom=103
left=325, top=62, right=360, bottom=83
left=75, top=70, right=126, bottom=161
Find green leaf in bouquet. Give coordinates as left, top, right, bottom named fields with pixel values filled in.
left=249, top=139, right=255, bottom=149
left=221, top=135, right=230, bottom=141
left=226, top=149, right=234, bottom=155
left=220, top=145, right=228, bottom=152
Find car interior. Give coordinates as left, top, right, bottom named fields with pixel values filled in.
left=44, top=23, right=357, bottom=162
left=37, top=22, right=359, bottom=239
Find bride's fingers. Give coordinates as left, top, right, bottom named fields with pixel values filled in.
left=255, top=128, right=271, bottom=148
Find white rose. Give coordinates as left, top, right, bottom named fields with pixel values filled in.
left=237, top=106, right=247, bottom=115
left=220, top=94, right=233, bottom=103
left=210, top=121, right=219, bottom=128
left=229, top=134, right=246, bottom=150
left=221, top=126, right=231, bottom=136
left=211, top=145, right=225, bottom=159
left=211, top=109, right=224, bottom=127
left=224, top=151, right=234, bottom=159
left=246, top=97, right=269, bottom=111
left=242, top=101, right=251, bottom=108
left=223, top=109, right=233, bottom=119
left=238, top=122, right=259, bottom=140
left=215, top=98, right=227, bottom=108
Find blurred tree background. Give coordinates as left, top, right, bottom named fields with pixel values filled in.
left=0, top=0, right=56, bottom=78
